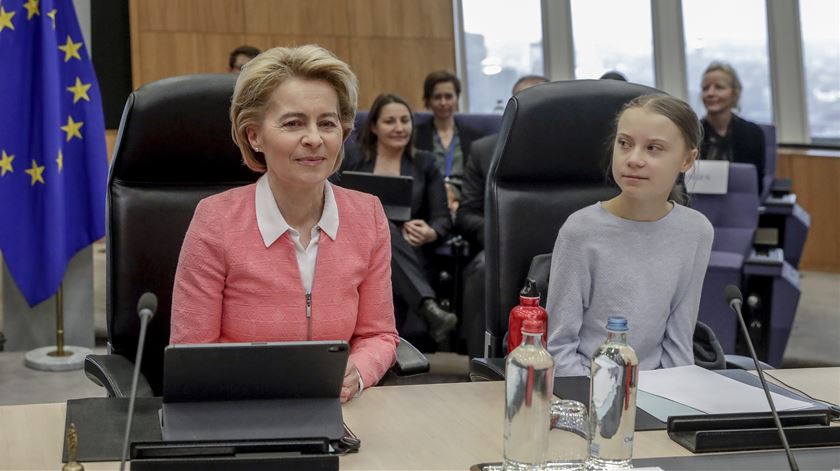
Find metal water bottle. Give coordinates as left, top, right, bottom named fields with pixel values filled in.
left=504, top=318, right=554, bottom=471
left=586, top=317, right=638, bottom=470
left=507, top=279, right=548, bottom=354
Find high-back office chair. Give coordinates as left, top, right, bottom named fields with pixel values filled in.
left=480, top=79, right=659, bottom=362
left=84, top=74, right=428, bottom=397
left=758, top=124, right=777, bottom=204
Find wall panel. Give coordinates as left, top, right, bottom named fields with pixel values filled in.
left=776, top=150, right=840, bottom=273
left=350, top=38, right=455, bottom=109
left=129, top=0, right=455, bottom=109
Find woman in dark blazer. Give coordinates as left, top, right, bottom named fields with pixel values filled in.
left=414, top=71, right=482, bottom=214
left=699, top=61, right=766, bottom=194
left=340, top=94, right=457, bottom=344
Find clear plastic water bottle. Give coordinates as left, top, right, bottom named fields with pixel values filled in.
left=586, top=317, right=638, bottom=471
left=504, top=318, right=555, bottom=471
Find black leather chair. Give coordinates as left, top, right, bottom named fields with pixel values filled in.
left=476, top=79, right=660, bottom=366
left=85, top=74, right=428, bottom=397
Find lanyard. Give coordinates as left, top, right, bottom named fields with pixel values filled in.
left=434, top=130, right=457, bottom=177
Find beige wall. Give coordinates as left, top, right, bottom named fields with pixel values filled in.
left=128, top=0, right=455, bottom=111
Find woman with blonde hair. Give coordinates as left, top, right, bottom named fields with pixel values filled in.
left=699, top=61, right=766, bottom=193
left=171, top=45, right=398, bottom=402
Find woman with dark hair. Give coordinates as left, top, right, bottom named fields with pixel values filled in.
left=414, top=71, right=482, bottom=214
left=341, top=94, right=457, bottom=344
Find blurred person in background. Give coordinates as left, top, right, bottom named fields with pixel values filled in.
left=415, top=71, right=482, bottom=215
left=699, top=61, right=766, bottom=193
left=341, top=94, right=457, bottom=345
left=228, top=45, right=261, bottom=73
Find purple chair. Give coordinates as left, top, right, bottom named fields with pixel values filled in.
left=690, top=163, right=760, bottom=354
left=691, top=163, right=802, bottom=367
left=757, top=123, right=811, bottom=269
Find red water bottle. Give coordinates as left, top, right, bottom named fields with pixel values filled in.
left=507, top=278, right=548, bottom=353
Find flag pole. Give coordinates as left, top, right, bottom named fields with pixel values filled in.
left=24, top=281, right=93, bottom=372
left=48, top=283, right=70, bottom=358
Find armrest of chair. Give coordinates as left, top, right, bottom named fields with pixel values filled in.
left=770, top=178, right=792, bottom=196
left=84, top=354, right=154, bottom=398
left=725, top=354, right=775, bottom=371
left=469, top=357, right=505, bottom=381
left=390, top=337, right=430, bottom=376
left=753, top=227, right=780, bottom=248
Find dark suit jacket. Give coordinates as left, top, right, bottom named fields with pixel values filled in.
left=701, top=114, right=766, bottom=194
left=413, top=117, right=483, bottom=171
left=338, top=144, right=452, bottom=241
left=454, top=133, right=497, bottom=250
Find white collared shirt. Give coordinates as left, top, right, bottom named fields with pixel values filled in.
left=253, top=176, right=364, bottom=395
left=254, top=175, right=338, bottom=293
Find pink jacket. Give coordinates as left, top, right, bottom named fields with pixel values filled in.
left=170, top=183, right=399, bottom=388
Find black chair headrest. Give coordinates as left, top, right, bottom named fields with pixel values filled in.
left=493, top=79, right=661, bottom=183
left=110, top=73, right=259, bottom=184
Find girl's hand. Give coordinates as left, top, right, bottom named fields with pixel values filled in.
left=402, top=219, right=438, bottom=246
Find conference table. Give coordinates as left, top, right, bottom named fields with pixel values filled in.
left=0, top=367, right=837, bottom=470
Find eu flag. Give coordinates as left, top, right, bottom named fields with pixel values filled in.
left=0, top=0, right=107, bottom=306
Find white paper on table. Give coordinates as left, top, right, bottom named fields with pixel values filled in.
left=638, top=365, right=811, bottom=414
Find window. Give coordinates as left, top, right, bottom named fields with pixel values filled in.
left=569, top=0, right=654, bottom=87
left=683, top=0, right=773, bottom=125
left=799, top=0, right=840, bottom=142
left=461, top=0, right=544, bottom=113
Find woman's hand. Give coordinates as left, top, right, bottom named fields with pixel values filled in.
left=445, top=183, right=460, bottom=215
left=402, top=219, right=438, bottom=246
left=341, top=361, right=361, bottom=403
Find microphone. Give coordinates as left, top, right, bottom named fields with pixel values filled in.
left=119, top=292, right=158, bottom=471
left=725, top=285, right=798, bottom=471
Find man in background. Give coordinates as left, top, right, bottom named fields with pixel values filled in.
left=228, top=45, right=261, bottom=73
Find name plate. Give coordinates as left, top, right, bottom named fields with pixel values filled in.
left=685, top=160, right=729, bottom=195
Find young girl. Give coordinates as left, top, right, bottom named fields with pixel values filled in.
left=546, top=94, right=714, bottom=376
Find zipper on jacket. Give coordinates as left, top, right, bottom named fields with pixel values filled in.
left=305, top=292, right=312, bottom=340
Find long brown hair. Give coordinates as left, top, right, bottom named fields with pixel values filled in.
left=357, top=94, right=416, bottom=162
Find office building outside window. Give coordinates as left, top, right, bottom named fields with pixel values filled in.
left=461, top=0, right=544, bottom=113
left=683, top=0, right=773, bottom=125
left=799, top=0, right=840, bottom=143
left=570, top=0, right=654, bottom=87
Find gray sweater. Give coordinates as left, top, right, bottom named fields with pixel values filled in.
left=546, top=202, right=714, bottom=376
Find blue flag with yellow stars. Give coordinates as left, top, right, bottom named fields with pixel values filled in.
left=0, top=0, right=107, bottom=306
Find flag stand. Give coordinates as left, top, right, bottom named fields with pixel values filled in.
left=24, top=284, right=92, bottom=371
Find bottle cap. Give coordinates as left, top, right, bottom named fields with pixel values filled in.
left=522, top=318, right=543, bottom=333
left=606, top=316, right=628, bottom=332
left=520, top=278, right=540, bottom=299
